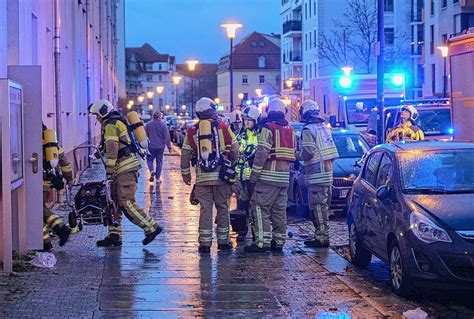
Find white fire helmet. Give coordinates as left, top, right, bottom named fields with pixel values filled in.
left=267, top=98, right=287, bottom=114
left=300, top=99, right=320, bottom=117
left=243, top=105, right=261, bottom=122
left=88, top=99, right=114, bottom=118
left=401, top=105, right=419, bottom=122
left=228, top=110, right=243, bottom=124
left=195, top=97, right=217, bottom=114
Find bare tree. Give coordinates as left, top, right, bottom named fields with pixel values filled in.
left=317, top=20, right=352, bottom=70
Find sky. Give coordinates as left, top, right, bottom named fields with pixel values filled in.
left=125, top=0, right=281, bottom=64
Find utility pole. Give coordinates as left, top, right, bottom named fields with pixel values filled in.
left=376, top=0, right=385, bottom=144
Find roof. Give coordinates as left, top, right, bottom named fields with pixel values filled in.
left=176, top=63, right=218, bottom=77
left=217, top=32, right=281, bottom=72
left=376, top=141, right=474, bottom=153
left=126, top=43, right=175, bottom=63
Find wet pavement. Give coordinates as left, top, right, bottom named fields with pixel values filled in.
left=1, top=150, right=474, bottom=318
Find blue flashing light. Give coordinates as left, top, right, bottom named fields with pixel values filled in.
left=338, top=76, right=352, bottom=89
left=391, top=74, right=405, bottom=87
left=245, top=100, right=252, bottom=106
left=263, top=96, right=269, bottom=104
left=340, top=129, right=348, bottom=133
left=448, top=128, right=454, bottom=135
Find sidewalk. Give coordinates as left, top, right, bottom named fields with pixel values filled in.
left=0, top=153, right=430, bottom=318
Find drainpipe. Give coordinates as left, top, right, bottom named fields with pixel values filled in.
left=86, top=0, right=92, bottom=164
left=53, top=0, right=62, bottom=144
left=99, top=2, right=104, bottom=98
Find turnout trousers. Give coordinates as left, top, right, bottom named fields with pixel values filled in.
left=43, top=191, right=65, bottom=245
left=194, top=184, right=232, bottom=247
left=307, top=184, right=332, bottom=243
left=108, top=171, right=159, bottom=240
left=251, top=181, right=288, bottom=248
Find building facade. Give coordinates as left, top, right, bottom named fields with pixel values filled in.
left=422, top=0, right=474, bottom=97
left=217, top=32, right=281, bottom=112
left=282, top=0, right=416, bottom=98
left=125, top=44, right=177, bottom=115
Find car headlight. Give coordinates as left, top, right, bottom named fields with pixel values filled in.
left=409, top=211, right=452, bottom=243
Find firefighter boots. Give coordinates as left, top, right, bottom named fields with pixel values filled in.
left=96, top=234, right=122, bottom=247
left=142, top=225, right=163, bottom=246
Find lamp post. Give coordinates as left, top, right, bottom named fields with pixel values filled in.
left=185, top=60, right=199, bottom=117
left=148, top=103, right=153, bottom=116
left=181, top=104, right=187, bottom=116
left=221, top=22, right=243, bottom=112
left=165, top=104, right=170, bottom=115
left=137, top=95, right=145, bottom=113
left=146, top=91, right=154, bottom=114
left=156, top=85, right=164, bottom=112
left=238, top=92, right=244, bottom=109
left=438, top=46, right=449, bottom=98
left=172, top=75, right=182, bottom=114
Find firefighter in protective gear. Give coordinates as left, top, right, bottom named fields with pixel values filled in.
left=245, top=98, right=295, bottom=253
left=297, top=100, right=339, bottom=248
left=89, top=99, right=162, bottom=247
left=180, top=97, right=240, bottom=253
left=228, top=110, right=243, bottom=133
left=234, top=105, right=261, bottom=241
left=42, top=123, right=72, bottom=251
left=386, top=105, right=425, bottom=143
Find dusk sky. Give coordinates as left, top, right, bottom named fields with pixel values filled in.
left=125, top=0, right=281, bottom=64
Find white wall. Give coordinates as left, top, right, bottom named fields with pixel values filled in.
left=0, top=0, right=7, bottom=78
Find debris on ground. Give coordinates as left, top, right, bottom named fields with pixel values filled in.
left=30, top=252, right=57, bottom=269
left=402, top=307, right=429, bottom=319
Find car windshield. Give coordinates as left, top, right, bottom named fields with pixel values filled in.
left=418, top=109, right=452, bottom=136
left=398, top=149, right=474, bottom=193
left=346, top=98, right=401, bottom=125
left=333, top=135, right=370, bottom=158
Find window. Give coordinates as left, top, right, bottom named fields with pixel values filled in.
left=242, top=75, right=248, bottom=84
left=243, top=93, right=249, bottom=100
left=146, top=75, right=153, bottom=81
left=309, top=31, right=312, bottom=49
left=305, top=2, right=308, bottom=20
left=430, top=25, right=434, bottom=54
left=442, top=33, right=447, bottom=44
left=376, top=154, right=393, bottom=188
left=430, top=0, right=434, bottom=15
left=259, top=75, right=265, bottom=84
left=309, top=0, right=312, bottom=17
left=431, top=63, right=436, bottom=94
left=158, top=75, right=163, bottom=81
left=314, top=1, right=316, bottom=15
left=158, top=63, right=162, bottom=70
left=384, top=28, right=395, bottom=45
left=314, top=30, right=317, bottom=48
left=362, top=152, right=383, bottom=188
left=259, top=41, right=265, bottom=47
left=258, top=56, right=266, bottom=68
left=251, top=41, right=257, bottom=47
left=441, top=0, right=447, bottom=8
left=314, top=62, right=317, bottom=77
left=309, top=64, right=313, bottom=78
left=384, top=0, right=394, bottom=12
left=305, top=33, right=308, bottom=50
left=453, top=0, right=459, bottom=3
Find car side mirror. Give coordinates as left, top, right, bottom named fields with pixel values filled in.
left=329, top=115, right=337, bottom=128
left=376, top=185, right=392, bottom=201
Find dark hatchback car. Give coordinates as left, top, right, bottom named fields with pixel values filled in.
left=288, top=124, right=370, bottom=217
left=347, top=141, right=474, bottom=296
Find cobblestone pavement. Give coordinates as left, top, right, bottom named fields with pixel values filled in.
left=1, top=151, right=474, bottom=318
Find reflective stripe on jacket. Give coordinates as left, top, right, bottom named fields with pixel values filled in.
left=386, top=122, right=425, bottom=143
left=235, top=128, right=259, bottom=181
left=43, top=147, right=73, bottom=190
left=249, top=124, right=295, bottom=187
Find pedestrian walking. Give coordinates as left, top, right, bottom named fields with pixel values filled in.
left=180, top=97, right=239, bottom=253
left=245, top=98, right=295, bottom=253
left=297, top=100, right=339, bottom=248
left=89, top=100, right=163, bottom=247
left=145, top=111, right=172, bottom=184
left=42, top=123, right=72, bottom=251
left=386, top=105, right=425, bottom=143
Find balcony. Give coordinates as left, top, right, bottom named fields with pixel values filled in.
left=283, top=20, right=302, bottom=36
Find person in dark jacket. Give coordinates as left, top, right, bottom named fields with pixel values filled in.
left=145, top=111, right=172, bottom=184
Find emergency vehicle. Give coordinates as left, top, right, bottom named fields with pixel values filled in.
left=308, top=73, right=406, bottom=132
left=448, top=28, right=474, bottom=142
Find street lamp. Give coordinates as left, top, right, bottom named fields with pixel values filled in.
left=214, top=97, right=221, bottom=105
left=146, top=91, right=154, bottom=99
left=148, top=104, right=153, bottom=116
left=137, top=95, right=145, bottom=103
left=172, top=75, right=182, bottom=114
left=181, top=104, right=187, bottom=116
left=221, top=22, right=243, bottom=112
left=185, top=59, right=199, bottom=117
left=438, top=46, right=449, bottom=98
left=238, top=92, right=244, bottom=109
left=255, top=88, right=262, bottom=97
left=156, top=86, right=164, bottom=111
left=128, top=100, right=134, bottom=106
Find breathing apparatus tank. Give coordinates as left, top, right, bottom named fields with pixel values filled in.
left=43, top=129, right=59, bottom=168
left=126, top=111, right=149, bottom=149
left=198, top=120, right=213, bottom=161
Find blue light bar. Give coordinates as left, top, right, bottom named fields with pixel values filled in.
left=448, top=128, right=454, bottom=135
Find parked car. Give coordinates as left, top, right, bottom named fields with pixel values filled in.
left=363, top=99, right=453, bottom=147
left=169, top=116, right=191, bottom=143
left=287, top=123, right=370, bottom=217
left=347, top=141, right=474, bottom=296
left=175, top=119, right=199, bottom=147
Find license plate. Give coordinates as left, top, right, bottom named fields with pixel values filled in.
left=339, top=189, right=349, bottom=198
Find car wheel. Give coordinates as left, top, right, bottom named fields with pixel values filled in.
left=389, top=241, right=415, bottom=297
left=348, top=217, right=372, bottom=267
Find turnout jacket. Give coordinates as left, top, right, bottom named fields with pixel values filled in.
left=235, top=128, right=259, bottom=182
left=43, top=148, right=73, bottom=191
left=180, top=120, right=239, bottom=185
left=386, top=121, right=425, bottom=143
left=249, top=121, right=295, bottom=187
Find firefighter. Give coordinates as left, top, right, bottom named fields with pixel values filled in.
left=42, top=123, right=72, bottom=251
left=180, top=97, right=239, bottom=253
left=234, top=105, right=261, bottom=241
left=89, top=100, right=162, bottom=247
left=386, top=105, right=425, bottom=143
left=297, top=100, right=339, bottom=248
left=228, top=110, right=243, bottom=134
left=245, top=98, right=295, bottom=253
